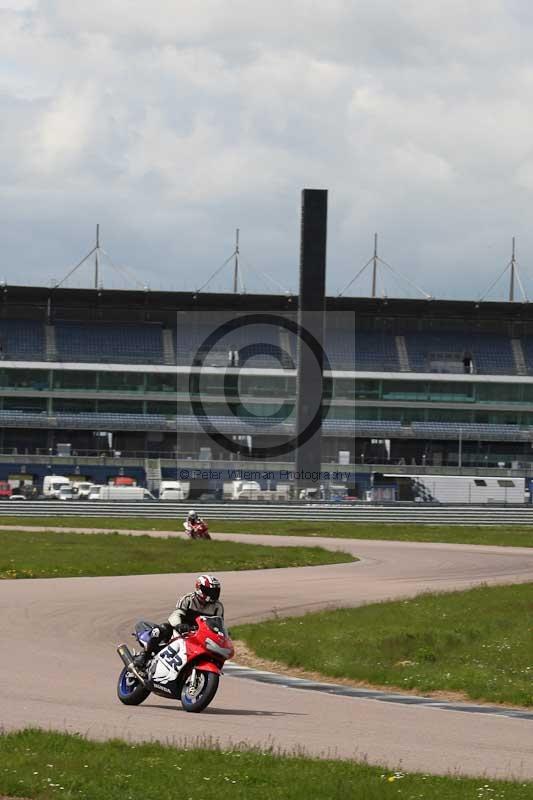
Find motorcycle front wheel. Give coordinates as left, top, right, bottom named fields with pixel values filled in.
left=117, top=667, right=151, bottom=706
left=180, top=668, right=219, bottom=712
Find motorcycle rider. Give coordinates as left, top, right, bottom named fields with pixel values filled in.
left=184, top=509, right=204, bottom=535
left=134, top=574, right=223, bottom=671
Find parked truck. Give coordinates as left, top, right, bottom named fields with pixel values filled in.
left=371, top=473, right=525, bottom=504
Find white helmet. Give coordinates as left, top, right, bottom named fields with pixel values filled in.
left=195, top=574, right=221, bottom=605
left=187, top=509, right=198, bottom=522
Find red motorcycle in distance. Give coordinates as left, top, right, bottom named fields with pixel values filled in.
left=184, top=519, right=211, bottom=540
left=117, top=615, right=233, bottom=712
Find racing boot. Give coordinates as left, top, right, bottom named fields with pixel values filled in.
left=133, top=650, right=150, bottom=672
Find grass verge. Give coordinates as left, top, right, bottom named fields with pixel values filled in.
left=0, top=729, right=531, bottom=799
left=0, top=530, right=354, bottom=579
left=2, top=516, right=533, bottom=547
left=234, top=582, right=533, bottom=707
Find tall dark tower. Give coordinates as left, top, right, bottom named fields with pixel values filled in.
left=295, top=189, right=328, bottom=484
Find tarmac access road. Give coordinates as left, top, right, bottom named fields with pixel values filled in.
left=2, top=529, right=533, bottom=780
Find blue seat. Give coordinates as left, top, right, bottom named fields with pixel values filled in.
left=0, top=320, right=45, bottom=360
left=405, top=332, right=515, bottom=375
left=55, top=322, right=165, bottom=364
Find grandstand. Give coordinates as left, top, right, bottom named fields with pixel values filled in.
left=55, top=321, right=166, bottom=364
left=2, top=284, right=533, bottom=491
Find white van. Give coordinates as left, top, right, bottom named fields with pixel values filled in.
left=159, top=481, right=190, bottom=500
left=88, top=486, right=155, bottom=501
left=42, top=475, right=71, bottom=498
left=72, top=481, right=94, bottom=499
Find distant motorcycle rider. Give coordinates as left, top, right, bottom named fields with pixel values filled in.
left=184, top=509, right=203, bottom=534
left=134, top=574, right=223, bottom=670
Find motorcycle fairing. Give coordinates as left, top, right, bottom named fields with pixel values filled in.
left=135, top=620, right=157, bottom=650
left=192, top=658, right=222, bottom=674
left=150, top=637, right=188, bottom=689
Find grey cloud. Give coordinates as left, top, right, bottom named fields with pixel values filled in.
left=2, top=1, right=533, bottom=299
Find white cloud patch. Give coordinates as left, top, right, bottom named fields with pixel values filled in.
left=1, top=0, right=37, bottom=9
left=2, top=0, right=533, bottom=296
left=31, top=86, right=97, bottom=170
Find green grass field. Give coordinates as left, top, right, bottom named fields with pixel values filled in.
left=2, top=515, right=533, bottom=547
left=0, top=529, right=354, bottom=579
left=0, top=729, right=530, bottom=800
left=234, top=582, right=533, bottom=707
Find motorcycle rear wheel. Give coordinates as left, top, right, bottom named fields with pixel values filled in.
left=180, top=668, right=219, bottom=712
left=117, top=667, right=151, bottom=706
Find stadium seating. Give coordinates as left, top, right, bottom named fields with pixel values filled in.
left=174, top=321, right=294, bottom=368
left=55, top=322, right=165, bottom=364
left=323, top=330, right=399, bottom=371
left=0, top=409, right=395, bottom=437
left=518, top=337, right=533, bottom=374
left=0, top=317, right=520, bottom=378
left=411, top=421, right=530, bottom=441
left=5, top=291, right=533, bottom=469
left=281, top=329, right=400, bottom=372
left=0, top=405, right=530, bottom=443
left=0, top=410, right=294, bottom=435
left=0, top=409, right=432, bottom=439
left=322, top=418, right=404, bottom=436
left=404, top=332, right=515, bottom=375
left=0, top=320, right=45, bottom=361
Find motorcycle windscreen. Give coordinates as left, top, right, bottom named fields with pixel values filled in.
left=203, top=616, right=228, bottom=637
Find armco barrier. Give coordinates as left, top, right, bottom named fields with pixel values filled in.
left=2, top=501, right=533, bottom=525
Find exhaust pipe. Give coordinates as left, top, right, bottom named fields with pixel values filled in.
left=117, top=644, right=148, bottom=687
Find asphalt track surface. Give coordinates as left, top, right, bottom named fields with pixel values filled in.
left=2, top=529, right=533, bottom=780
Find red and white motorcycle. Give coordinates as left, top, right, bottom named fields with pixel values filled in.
left=117, top=616, right=233, bottom=712
left=183, top=519, right=211, bottom=540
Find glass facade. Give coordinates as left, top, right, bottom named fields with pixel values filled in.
left=0, top=367, right=532, bottom=430
left=53, top=371, right=97, bottom=390
left=239, top=375, right=295, bottom=398
left=3, top=396, right=47, bottom=411
left=147, top=401, right=180, bottom=416
left=98, top=400, right=143, bottom=413
left=335, top=378, right=379, bottom=400
left=0, top=367, right=532, bottom=406
left=0, top=369, right=49, bottom=390
left=99, top=372, right=144, bottom=392
left=234, top=401, right=295, bottom=419
left=54, top=398, right=96, bottom=413
left=147, top=373, right=178, bottom=393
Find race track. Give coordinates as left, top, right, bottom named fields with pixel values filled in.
left=2, top=531, right=533, bottom=780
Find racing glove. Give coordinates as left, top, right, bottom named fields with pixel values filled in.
left=175, top=623, right=191, bottom=635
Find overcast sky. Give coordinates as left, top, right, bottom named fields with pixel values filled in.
left=2, top=0, right=533, bottom=300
